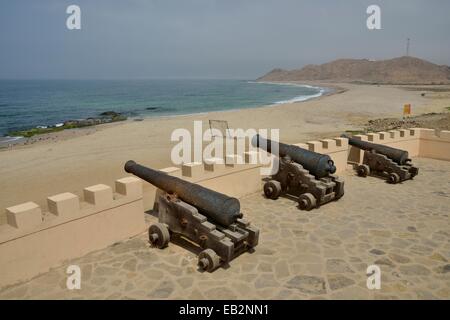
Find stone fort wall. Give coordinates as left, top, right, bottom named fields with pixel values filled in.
left=1, top=128, right=449, bottom=288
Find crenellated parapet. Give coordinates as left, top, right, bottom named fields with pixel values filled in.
left=0, top=177, right=145, bottom=288
left=140, top=134, right=352, bottom=211
left=141, top=146, right=262, bottom=211
left=412, top=128, right=450, bottom=160
left=346, top=128, right=450, bottom=164
left=2, top=127, right=449, bottom=289
left=301, top=137, right=349, bottom=174
left=347, top=129, right=419, bottom=164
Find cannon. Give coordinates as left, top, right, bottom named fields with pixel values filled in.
left=342, top=134, right=419, bottom=183
left=252, top=135, right=344, bottom=210
left=124, top=160, right=259, bottom=272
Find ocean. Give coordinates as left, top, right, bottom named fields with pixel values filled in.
left=0, top=79, right=325, bottom=138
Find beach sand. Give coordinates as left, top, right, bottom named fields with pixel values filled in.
left=0, top=82, right=448, bottom=220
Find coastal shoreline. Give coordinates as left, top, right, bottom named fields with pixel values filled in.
left=0, top=82, right=444, bottom=153
left=0, top=80, right=326, bottom=142
left=0, top=81, right=336, bottom=150
left=1, top=81, right=448, bottom=217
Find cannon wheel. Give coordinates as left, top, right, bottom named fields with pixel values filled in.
left=298, top=193, right=316, bottom=210
left=388, top=172, right=400, bottom=184
left=357, top=164, right=370, bottom=177
left=148, top=223, right=170, bottom=249
left=198, top=249, right=221, bottom=272
left=264, top=180, right=282, bottom=200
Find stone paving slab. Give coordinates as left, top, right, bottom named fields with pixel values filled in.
left=0, top=158, right=449, bottom=299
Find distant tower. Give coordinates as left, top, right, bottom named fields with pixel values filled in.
left=406, top=38, right=410, bottom=56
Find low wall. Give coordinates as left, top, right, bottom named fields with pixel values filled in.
left=142, top=154, right=262, bottom=212
left=0, top=177, right=145, bottom=288
left=141, top=135, right=349, bottom=212
left=292, top=137, right=349, bottom=174
left=347, top=128, right=450, bottom=163
left=1, top=128, right=448, bottom=289
left=415, top=128, right=450, bottom=160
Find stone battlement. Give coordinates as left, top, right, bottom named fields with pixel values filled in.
left=0, top=177, right=145, bottom=288
left=1, top=127, right=449, bottom=288
left=348, top=128, right=450, bottom=163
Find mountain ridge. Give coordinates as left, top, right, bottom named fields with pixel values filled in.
left=257, top=56, right=450, bottom=84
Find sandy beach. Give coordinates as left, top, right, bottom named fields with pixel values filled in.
left=1, top=82, right=448, bottom=220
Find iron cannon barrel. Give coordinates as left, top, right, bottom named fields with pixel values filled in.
left=342, top=134, right=410, bottom=165
left=252, top=134, right=336, bottom=178
left=124, top=161, right=242, bottom=227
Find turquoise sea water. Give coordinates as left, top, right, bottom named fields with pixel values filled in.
left=0, top=79, right=325, bottom=137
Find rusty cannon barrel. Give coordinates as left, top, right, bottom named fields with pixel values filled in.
left=252, top=134, right=336, bottom=178
left=124, top=160, right=242, bottom=227
left=341, top=134, right=410, bottom=165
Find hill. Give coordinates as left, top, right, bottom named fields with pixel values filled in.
left=257, top=56, right=450, bottom=84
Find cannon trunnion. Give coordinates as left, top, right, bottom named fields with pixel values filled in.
left=124, top=161, right=259, bottom=272
left=342, top=134, right=419, bottom=183
left=252, top=135, right=344, bottom=210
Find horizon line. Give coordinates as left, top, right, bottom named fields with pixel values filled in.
left=0, top=77, right=255, bottom=81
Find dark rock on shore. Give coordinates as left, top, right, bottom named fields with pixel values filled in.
left=7, top=111, right=127, bottom=138
left=100, top=111, right=122, bottom=117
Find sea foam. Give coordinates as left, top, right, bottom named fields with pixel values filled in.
left=274, top=88, right=325, bottom=104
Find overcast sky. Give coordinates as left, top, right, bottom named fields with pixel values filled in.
left=1, top=0, right=449, bottom=79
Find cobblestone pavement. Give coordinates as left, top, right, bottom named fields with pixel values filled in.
left=1, top=158, right=449, bottom=299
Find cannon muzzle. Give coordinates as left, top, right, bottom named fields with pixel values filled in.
left=124, top=160, right=242, bottom=227
left=252, top=134, right=336, bottom=178
left=341, top=134, right=410, bottom=165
